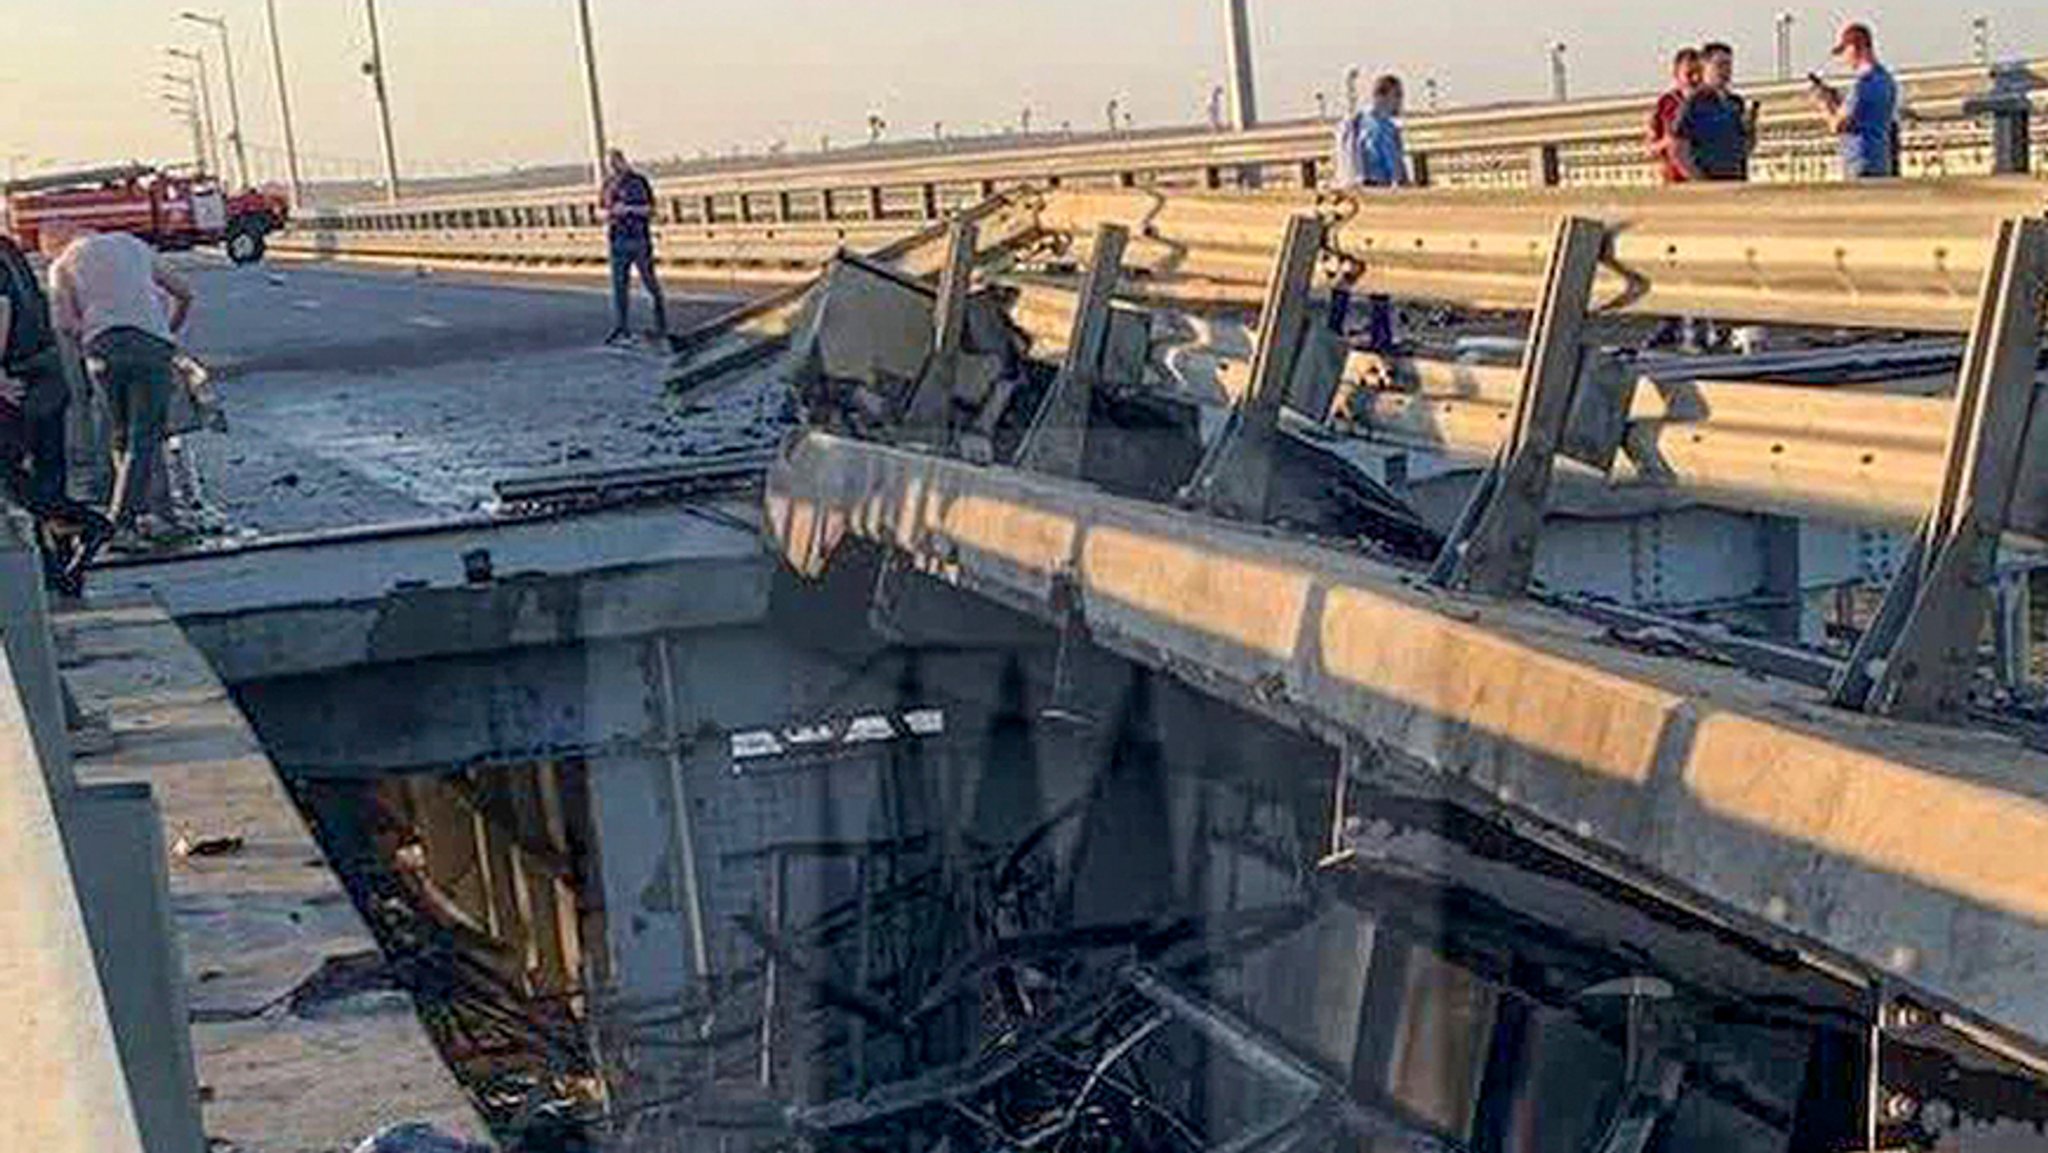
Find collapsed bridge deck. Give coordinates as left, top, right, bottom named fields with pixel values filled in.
left=672, top=173, right=2048, bottom=1091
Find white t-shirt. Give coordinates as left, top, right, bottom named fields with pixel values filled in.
left=48, top=233, right=174, bottom=347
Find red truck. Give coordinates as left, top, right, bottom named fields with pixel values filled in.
left=2, top=164, right=290, bottom=265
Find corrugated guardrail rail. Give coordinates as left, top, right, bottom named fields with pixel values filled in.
left=285, top=57, right=2048, bottom=279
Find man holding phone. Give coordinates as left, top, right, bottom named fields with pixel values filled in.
left=1674, top=42, right=1753, bottom=182
left=1810, top=22, right=1898, bottom=179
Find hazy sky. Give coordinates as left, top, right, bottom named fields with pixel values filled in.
left=5, top=1, right=2047, bottom=181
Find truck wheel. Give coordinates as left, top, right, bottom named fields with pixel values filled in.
left=225, top=223, right=267, bottom=266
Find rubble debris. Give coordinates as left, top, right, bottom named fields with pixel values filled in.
left=351, top=1121, right=494, bottom=1153
left=172, top=832, right=247, bottom=859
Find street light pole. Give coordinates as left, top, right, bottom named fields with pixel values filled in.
left=161, top=60, right=211, bottom=176
left=162, top=95, right=205, bottom=174
left=574, top=0, right=610, bottom=195
left=1775, top=12, right=1796, bottom=82
left=180, top=13, right=249, bottom=188
left=362, top=0, right=403, bottom=203
left=1549, top=42, right=1569, bottom=103
left=166, top=49, right=220, bottom=178
left=262, top=0, right=305, bottom=209
left=1222, top=0, right=1259, bottom=130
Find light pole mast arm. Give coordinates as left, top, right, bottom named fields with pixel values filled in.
left=180, top=14, right=249, bottom=188
left=363, top=0, right=403, bottom=203
left=575, top=0, right=610, bottom=197
left=264, top=0, right=304, bottom=209
left=1223, top=0, right=1258, bottom=130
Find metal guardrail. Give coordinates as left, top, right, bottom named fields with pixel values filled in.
left=679, top=168, right=2048, bottom=723
left=282, top=58, right=2048, bottom=279
left=1031, top=178, right=2048, bottom=330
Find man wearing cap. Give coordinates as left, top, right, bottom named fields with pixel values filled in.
left=1812, top=22, right=1898, bottom=179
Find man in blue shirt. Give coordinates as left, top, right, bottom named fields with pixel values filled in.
left=601, top=148, right=668, bottom=346
left=1814, top=22, right=1898, bottom=179
left=1330, top=76, right=1410, bottom=349
left=1333, top=75, right=1411, bottom=191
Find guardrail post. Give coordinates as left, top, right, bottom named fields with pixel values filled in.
left=1015, top=224, right=1131, bottom=477
left=1995, top=566, right=2034, bottom=691
left=1967, top=94, right=2034, bottom=176
left=1431, top=216, right=1607, bottom=596
left=1832, top=217, right=2048, bottom=721
left=700, top=194, right=717, bottom=225
left=1529, top=144, right=1562, bottom=187
left=867, top=185, right=887, bottom=221
left=1203, top=166, right=1224, bottom=191
left=738, top=194, right=755, bottom=224
left=821, top=189, right=839, bottom=223
left=775, top=190, right=794, bottom=222
left=920, top=183, right=940, bottom=220
left=901, top=219, right=982, bottom=442
left=1117, top=171, right=1138, bottom=189
left=1298, top=159, right=1319, bottom=189
left=1180, top=214, right=1324, bottom=522
left=1993, top=106, right=2033, bottom=176
left=1411, top=153, right=1432, bottom=188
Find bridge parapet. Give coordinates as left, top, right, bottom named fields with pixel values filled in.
left=288, top=57, right=2048, bottom=279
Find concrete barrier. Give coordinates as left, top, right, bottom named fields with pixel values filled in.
left=0, top=513, right=148, bottom=1153
left=767, top=430, right=2048, bottom=1059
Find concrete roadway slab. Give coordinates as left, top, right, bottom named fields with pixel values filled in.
left=95, top=503, right=772, bottom=682
left=145, top=261, right=775, bottom=538
left=54, top=597, right=489, bottom=1152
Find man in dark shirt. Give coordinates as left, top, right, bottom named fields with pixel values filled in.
left=601, top=149, right=668, bottom=346
left=0, top=233, right=111, bottom=593
left=1674, top=42, right=1753, bottom=181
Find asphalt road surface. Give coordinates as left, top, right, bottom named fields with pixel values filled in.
left=168, top=257, right=766, bottom=536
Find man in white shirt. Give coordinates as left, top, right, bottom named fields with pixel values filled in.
left=46, top=227, right=194, bottom=539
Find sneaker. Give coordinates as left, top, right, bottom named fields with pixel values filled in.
left=59, top=509, right=116, bottom=586
left=603, top=329, right=632, bottom=346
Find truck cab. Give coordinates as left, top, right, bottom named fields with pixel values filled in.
left=2, top=164, right=290, bottom=265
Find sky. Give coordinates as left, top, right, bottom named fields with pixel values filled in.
left=4, top=0, right=2047, bottom=183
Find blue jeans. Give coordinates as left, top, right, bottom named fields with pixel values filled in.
left=83, top=328, right=175, bottom=530
left=609, top=240, right=668, bottom=337
left=1331, top=289, right=1396, bottom=351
